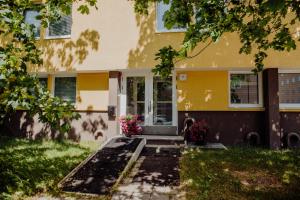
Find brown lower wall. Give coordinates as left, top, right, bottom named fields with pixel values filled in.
left=0, top=111, right=117, bottom=143
left=178, top=111, right=265, bottom=146
left=280, top=112, right=300, bottom=146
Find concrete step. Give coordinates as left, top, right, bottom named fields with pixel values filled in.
left=141, top=125, right=178, bottom=136
left=133, top=135, right=184, bottom=146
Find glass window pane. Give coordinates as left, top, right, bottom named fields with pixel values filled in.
left=0, top=79, right=5, bottom=94
left=279, top=73, right=300, bottom=104
left=153, top=77, right=173, bottom=125
left=24, top=10, right=41, bottom=37
left=230, top=74, right=259, bottom=104
left=48, top=13, right=72, bottom=37
left=54, top=77, right=76, bottom=103
left=156, top=2, right=186, bottom=32
left=39, top=78, right=48, bottom=89
left=126, top=77, right=145, bottom=123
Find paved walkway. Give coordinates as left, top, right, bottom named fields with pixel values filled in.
left=112, top=146, right=185, bottom=200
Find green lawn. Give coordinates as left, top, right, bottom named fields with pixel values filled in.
left=181, top=148, right=300, bottom=200
left=0, top=136, right=99, bottom=200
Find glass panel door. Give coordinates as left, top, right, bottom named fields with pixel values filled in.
left=153, top=77, right=173, bottom=125
left=126, top=77, right=145, bottom=124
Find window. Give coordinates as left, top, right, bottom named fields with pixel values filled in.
left=156, top=2, right=186, bottom=32
left=46, top=10, right=72, bottom=38
left=24, top=10, right=41, bottom=38
left=54, top=77, right=76, bottom=103
left=0, top=75, right=4, bottom=94
left=279, top=73, right=300, bottom=107
left=38, top=77, right=48, bottom=88
left=0, top=54, right=4, bottom=66
left=230, top=72, right=261, bottom=107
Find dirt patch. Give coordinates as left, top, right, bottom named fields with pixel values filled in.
left=60, top=137, right=143, bottom=195
left=231, top=170, right=282, bottom=189
left=132, top=147, right=181, bottom=186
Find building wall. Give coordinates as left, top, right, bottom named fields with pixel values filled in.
left=1, top=111, right=112, bottom=144
left=76, top=73, right=109, bottom=111
left=178, top=111, right=265, bottom=145
left=26, top=0, right=300, bottom=74
left=177, top=71, right=229, bottom=111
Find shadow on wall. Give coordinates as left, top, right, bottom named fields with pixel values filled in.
left=178, top=111, right=265, bottom=146
left=127, top=5, right=257, bottom=69
left=1, top=111, right=109, bottom=143
left=30, top=29, right=100, bottom=72
left=127, top=8, right=185, bottom=69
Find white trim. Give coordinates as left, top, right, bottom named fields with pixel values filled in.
left=52, top=72, right=77, bottom=77
left=280, top=104, right=300, bottom=109
left=278, top=69, right=300, bottom=73
left=44, top=35, right=71, bottom=40
left=172, top=71, right=178, bottom=129
left=44, top=8, right=72, bottom=40
left=37, top=73, right=48, bottom=78
left=278, top=70, right=300, bottom=109
left=228, top=71, right=263, bottom=108
left=120, top=70, right=178, bottom=128
left=155, top=2, right=186, bottom=33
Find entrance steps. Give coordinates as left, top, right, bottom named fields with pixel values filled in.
left=141, top=125, right=178, bottom=136
left=133, top=135, right=185, bottom=147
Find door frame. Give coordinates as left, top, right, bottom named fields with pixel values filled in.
left=119, top=69, right=178, bottom=127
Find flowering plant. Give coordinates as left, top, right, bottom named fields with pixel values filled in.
left=119, top=115, right=143, bottom=137
left=188, top=119, right=209, bottom=145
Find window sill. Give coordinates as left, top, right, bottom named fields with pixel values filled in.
left=44, top=35, right=71, bottom=40
left=155, top=29, right=186, bottom=33
left=280, top=104, right=300, bottom=110
left=229, top=104, right=263, bottom=109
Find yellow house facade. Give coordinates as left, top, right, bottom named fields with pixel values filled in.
left=17, top=0, right=300, bottom=148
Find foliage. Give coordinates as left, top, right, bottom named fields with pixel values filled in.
left=134, top=0, right=300, bottom=77
left=0, top=0, right=97, bottom=134
left=181, top=148, right=300, bottom=200
left=119, top=115, right=143, bottom=137
left=186, top=119, right=209, bottom=145
left=0, top=136, right=97, bottom=199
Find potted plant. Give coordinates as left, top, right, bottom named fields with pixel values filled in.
left=187, top=119, right=209, bottom=145
left=119, top=115, right=143, bottom=137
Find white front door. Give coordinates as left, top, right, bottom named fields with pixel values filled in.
left=120, top=71, right=177, bottom=127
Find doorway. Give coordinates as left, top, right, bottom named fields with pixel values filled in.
left=120, top=71, right=177, bottom=134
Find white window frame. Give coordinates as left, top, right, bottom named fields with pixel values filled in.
left=45, top=10, right=72, bottom=40
left=156, top=2, right=186, bottom=33
left=228, top=71, right=263, bottom=108
left=53, top=74, right=77, bottom=104
left=37, top=74, right=48, bottom=88
left=278, top=69, right=300, bottom=109
left=24, top=9, right=41, bottom=40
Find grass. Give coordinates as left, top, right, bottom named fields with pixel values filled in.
left=181, top=147, right=300, bottom=200
left=0, top=136, right=100, bottom=200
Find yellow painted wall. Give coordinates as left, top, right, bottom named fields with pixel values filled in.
left=25, top=0, right=300, bottom=74
left=177, top=71, right=229, bottom=111
left=177, top=71, right=266, bottom=111
left=47, top=75, right=53, bottom=92
left=76, top=73, right=109, bottom=111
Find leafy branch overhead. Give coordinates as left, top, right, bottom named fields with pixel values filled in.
left=0, top=0, right=97, bottom=134
left=134, top=0, right=300, bottom=77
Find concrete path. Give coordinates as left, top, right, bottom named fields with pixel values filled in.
left=112, top=146, right=185, bottom=200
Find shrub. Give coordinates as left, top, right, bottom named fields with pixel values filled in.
left=119, top=115, right=142, bottom=137
left=187, top=119, right=209, bottom=145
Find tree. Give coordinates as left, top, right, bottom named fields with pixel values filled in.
left=0, top=0, right=97, bottom=134
left=133, top=0, right=300, bottom=78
